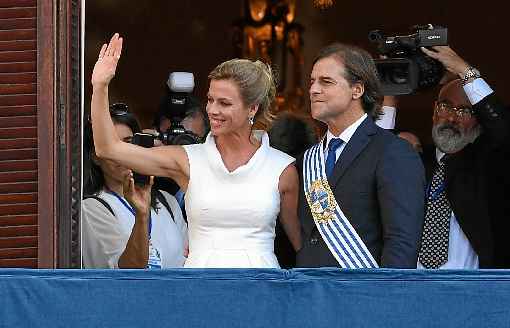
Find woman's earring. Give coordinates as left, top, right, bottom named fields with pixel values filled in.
left=248, top=116, right=254, bottom=125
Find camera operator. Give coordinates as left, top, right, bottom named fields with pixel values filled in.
left=383, top=45, right=510, bottom=269
left=153, top=94, right=209, bottom=144
left=151, top=73, right=209, bottom=197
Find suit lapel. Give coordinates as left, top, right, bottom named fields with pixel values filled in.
left=329, top=117, right=377, bottom=188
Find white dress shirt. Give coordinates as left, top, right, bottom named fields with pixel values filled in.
left=417, top=150, right=479, bottom=269
left=325, top=113, right=368, bottom=161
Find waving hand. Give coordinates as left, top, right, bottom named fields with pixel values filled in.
left=91, top=33, right=123, bottom=87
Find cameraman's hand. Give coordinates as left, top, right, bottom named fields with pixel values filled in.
left=123, top=172, right=153, bottom=220
left=91, top=33, right=123, bottom=88
left=421, top=46, right=469, bottom=77
left=142, top=129, right=164, bottom=147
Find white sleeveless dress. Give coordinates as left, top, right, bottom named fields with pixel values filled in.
left=182, top=131, right=294, bottom=268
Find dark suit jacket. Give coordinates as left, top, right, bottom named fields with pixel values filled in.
left=296, top=117, right=426, bottom=268
left=422, top=93, right=510, bottom=268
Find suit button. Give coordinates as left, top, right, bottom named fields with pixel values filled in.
left=310, top=237, right=319, bottom=245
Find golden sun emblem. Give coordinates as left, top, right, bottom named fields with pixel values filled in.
left=306, top=179, right=336, bottom=224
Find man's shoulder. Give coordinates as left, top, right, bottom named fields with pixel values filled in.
left=366, top=123, right=405, bottom=151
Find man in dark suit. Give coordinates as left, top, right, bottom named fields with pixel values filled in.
left=295, top=43, right=426, bottom=269
left=416, top=46, right=510, bottom=269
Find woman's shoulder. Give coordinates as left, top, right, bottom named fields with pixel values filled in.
left=266, top=145, right=295, bottom=164
left=82, top=193, right=118, bottom=225
left=182, top=142, right=207, bottom=158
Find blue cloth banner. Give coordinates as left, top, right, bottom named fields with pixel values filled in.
left=1, top=268, right=510, bottom=327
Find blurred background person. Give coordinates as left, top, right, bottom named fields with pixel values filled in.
left=151, top=76, right=210, bottom=199
left=82, top=105, right=188, bottom=269
left=397, top=131, right=423, bottom=154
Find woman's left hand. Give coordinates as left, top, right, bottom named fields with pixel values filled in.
left=91, top=33, right=123, bottom=88
left=123, top=172, right=154, bottom=218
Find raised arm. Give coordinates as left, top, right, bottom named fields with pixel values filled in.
left=90, top=33, right=189, bottom=189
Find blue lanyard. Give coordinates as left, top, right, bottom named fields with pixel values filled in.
left=105, top=189, right=152, bottom=239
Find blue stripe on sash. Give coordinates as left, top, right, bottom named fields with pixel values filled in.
left=332, top=209, right=374, bottom=267
left=317, top=222, right=348, bottom=268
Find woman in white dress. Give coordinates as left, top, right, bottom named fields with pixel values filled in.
left=90, top=33, right=302, bottom=268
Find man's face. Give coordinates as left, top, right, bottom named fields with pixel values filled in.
left=309, top=56, right=355, bottom=123
left=182, top=111, right=206, bottom=138
left=158, top=117, right=171, bottom=133
left=158, top=111, right=206, bottom=138
left=432, top=80, right=480, bottom=154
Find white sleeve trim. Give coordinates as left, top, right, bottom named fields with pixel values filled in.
left=463, top=78, right=493, bottom=105
left=376, top=106, right=396, bottom=130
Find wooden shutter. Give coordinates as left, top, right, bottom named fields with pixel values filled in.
left=0, top=0, right=38, bottom=267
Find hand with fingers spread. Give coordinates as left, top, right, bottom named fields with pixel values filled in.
left=421, top=46, right=470, bottom=77
left=91, top=33, right=123, bottom=88
left=123, top=172, right=154, bottom=219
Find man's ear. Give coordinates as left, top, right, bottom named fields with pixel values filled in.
left=352, top=82, right=364, bottom=100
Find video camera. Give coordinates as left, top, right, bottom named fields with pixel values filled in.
left=156, top=72, right=203, bottom=145
left=368, top=24, right=448, bottom=95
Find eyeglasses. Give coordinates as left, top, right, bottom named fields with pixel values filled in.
left=434, top=102, right=475, bottom=119
left=109, top=102, right=129, bottom=116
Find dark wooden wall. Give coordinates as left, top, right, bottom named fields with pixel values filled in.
left=85, top=0, right=509, bottom=146
left=0, top=0, right=38, bottom=267
left=295, top=0, right=509, bottom=145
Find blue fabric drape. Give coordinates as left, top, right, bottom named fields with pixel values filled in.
left=1, top=268, right=510, bottom=327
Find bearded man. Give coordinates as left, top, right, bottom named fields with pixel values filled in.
left=416, top=46, right=510, bottom=269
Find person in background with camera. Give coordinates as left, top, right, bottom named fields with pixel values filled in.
left=82, top=106, right=188, bottom=269
left=382, top=45, right=510, bottom=269
left=153, top=78, right=209, bottom=145
left=295, top=43, right=425, bottom=269
left=90, top=33, right=301, bottom=268
left=151, top=82, right=210, bottom=208
left=418, top=46, right=510, bottom=269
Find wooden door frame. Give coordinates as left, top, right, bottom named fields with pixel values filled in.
left=37, top=0, right=82, bottom=268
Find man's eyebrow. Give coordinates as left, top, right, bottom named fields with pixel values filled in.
left=437, top=98, right=451, bottom=104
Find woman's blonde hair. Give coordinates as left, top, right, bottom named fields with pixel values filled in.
left=208, top=59, right=277, bottom=127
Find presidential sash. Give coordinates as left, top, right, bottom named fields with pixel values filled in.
left=303, top=140, right=379, bottom=269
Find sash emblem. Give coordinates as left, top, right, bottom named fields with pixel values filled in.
left=307, top=179, right=336, bottom=224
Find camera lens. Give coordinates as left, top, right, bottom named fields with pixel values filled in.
left=173, top=134, right=200, bottom=145
left=390, top=68, right=409, bottom=84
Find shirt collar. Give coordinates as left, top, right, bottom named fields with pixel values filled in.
left=325, top=113, right=367, bottom=148
left=435, top=148, right=446, bottom=163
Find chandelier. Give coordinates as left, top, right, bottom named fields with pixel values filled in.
left=313, top=0, right=334, bottom=9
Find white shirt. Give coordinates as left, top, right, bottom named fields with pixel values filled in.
left=417, top=150, right=479, bottom=269
left=82, top=190, right=188, bottom=269
left=325, top=113, right=368, bottom=160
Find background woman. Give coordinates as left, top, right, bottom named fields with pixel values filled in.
left=82, top=106, right=188, bottom=268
